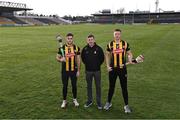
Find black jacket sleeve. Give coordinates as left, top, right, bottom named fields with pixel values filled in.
left=98, top=46, right=104, bottom=65
left=81, top=47, right=86, bottom=64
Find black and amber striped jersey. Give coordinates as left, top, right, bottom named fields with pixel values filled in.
left=107, top=40, right=130, bottom=68
left=58, top=44, right=80, bottom=72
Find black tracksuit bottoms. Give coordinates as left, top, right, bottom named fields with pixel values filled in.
left=108, top=68, right=128, bottom=105
left=61, top=71, right=77, bottom=100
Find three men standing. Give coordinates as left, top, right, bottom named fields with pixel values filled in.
left=56, top=30, right=133, bottom=113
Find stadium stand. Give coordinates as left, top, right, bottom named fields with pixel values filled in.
left=16, top=17, right=45, bottom=25
left=6, top=16, right=27, bottom=24
left=16, top=16, right=71, bottom=25
left=92, top=12, right=180, bottom=24
left=0, top=16, right=15, bottom=24
left=0, top=1, right=71, bottom=26
left=50, top=17, right=72, bottom=24
left=34, top=18, right=59, bottom=25
left=2, top=1, right=179, bottom=25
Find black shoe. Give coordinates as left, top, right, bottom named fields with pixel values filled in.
left=84, top=101, right=92, bottom=108
left=97, top=103, right=102, bottom=110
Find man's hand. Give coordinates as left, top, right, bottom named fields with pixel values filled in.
left=126, top=61, right=135, bottom=65
left=126, top=55, right=144, bottom=65
left=57, top=56, right=66, bottom=62
left=60, top=57, right=66, bottom=62
left=76, top=71, right=80, bottom=77
left=56, top=54, right=66, bottom=62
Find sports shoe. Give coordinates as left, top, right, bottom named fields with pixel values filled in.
left=61, top=100, right=67, bottom=108
left=97, top=103, right=102, bottom=110
left=73, top=99, right=79, bottom=107
left=103, top=102, right=112, bottom=110
left=124, top=105, right=131, bottom=113
left=84, top=101, right=93, bottom=108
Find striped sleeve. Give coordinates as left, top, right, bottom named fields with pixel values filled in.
left=126, top=42, right=130, bottom=51
left=106, top=42, right=111, bottom=52
left=75, top=45, right=80, bottom=55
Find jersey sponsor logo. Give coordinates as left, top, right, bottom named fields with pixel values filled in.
left=66, top=53, right=75, bottom=58
left=113, top=49, right=124, bottom=54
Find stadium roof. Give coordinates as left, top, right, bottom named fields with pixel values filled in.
left=0, top=1, right=33, bottom=12
left=0, top=6, right=33, bottom=12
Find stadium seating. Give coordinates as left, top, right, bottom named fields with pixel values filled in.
left=0, top=1, right=72, bottom=26
left=0, top=16, right=15, bottom=25
left=34, top=18, right=59, bottom=25
left=6, top=16, right=27, bottom=24
left=0, top=15, right=72, bottom=26
left=50, top=17, right=72, bottom=24
left=17, top=17, right=46, bottom=25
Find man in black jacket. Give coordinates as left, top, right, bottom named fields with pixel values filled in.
left=81, top=34, right=104, bottom=109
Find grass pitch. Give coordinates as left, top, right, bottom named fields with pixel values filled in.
left=0, top=24, right=180, bottom=119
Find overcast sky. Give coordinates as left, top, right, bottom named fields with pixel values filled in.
left=2, top=0, right=180, bottom=16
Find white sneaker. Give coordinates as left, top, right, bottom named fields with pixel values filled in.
left=103, top=102, right=112, bottom=110
left=84, top=101, right=93, bottom=108
left=61, top=100, right=67, bottom=108
left=73, top=99, right=79, bottom=107
left=124, top=105, right=131, bottom=113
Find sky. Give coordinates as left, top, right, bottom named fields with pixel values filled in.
left=2, top=0, right=180, bottom=16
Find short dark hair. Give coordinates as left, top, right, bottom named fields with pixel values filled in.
left=114, top=29, right=122, bottom=32
left=66, top=33, right=73, bottom=37
left=87, top=34, right=94, bottom=38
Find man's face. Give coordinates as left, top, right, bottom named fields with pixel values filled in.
left=87, top=37, right=95, bottom=47
left=114, top=31, right=121, bottom=40
left=66, top=36, right=73, bottom=45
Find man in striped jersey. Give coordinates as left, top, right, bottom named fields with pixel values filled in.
left=104, top=29, right=133, bottom=113
left=56, top=33, right=81, bottom=109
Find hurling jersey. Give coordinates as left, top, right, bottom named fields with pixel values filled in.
left=58, top=44, right=80, bottom=71
left=107, top=40, right=130, bottom=68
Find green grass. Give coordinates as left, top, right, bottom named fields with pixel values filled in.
left=0, top=24, right=180, bottom=119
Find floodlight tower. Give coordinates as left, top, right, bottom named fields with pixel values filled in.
left=155, top=0, right=159, bottom=13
